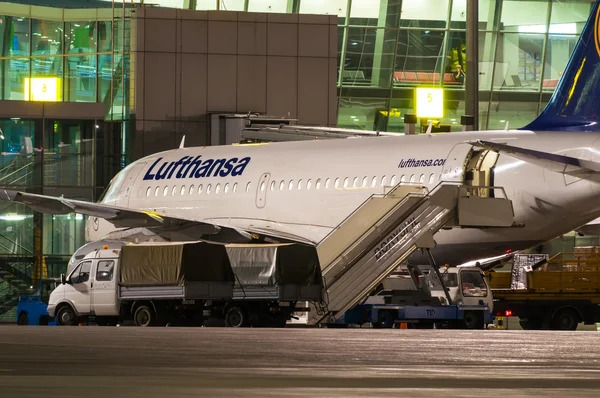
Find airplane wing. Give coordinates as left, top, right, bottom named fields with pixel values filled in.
left=0, top=189, right=316, bottom=246
left=472, top=140, right=600, bottom=177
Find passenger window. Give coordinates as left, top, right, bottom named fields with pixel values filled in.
left=270, top=181, right=275, bottom=191
left=280, top=180, right=285, bottom=191
left=289, top=180, right=294, bottom=190
left=391, top=175, right=397, bottom=185
left=189, top=185, right=195, bottom=195
left=410, top=174, right=416, bottom=182
left=307, top=179, right=312, bottom=190
left=246, top=182, right=251, bottom=192
left=225, top=183, right=230, bottom=193
left=96, top=260, right=115, bottom=282
left=207, top=184, right=212, bottom=194
left=325, top=178, right=331, bottom=188
left=316, top=179, right=322, bottom=189
left=343, top=178, right=348, bottom=188
left=233, top=183, right=238, bottom=193
left=298, top=180, right=303, bottom=190
left=70, top=261, right=91, bottom=284
left=260, top=181, right=266, bottom=192
left=335, top=178, right=340, bottom=188
left=419, top=174, right=425, bottom=183
left=353, top=177, right=358, bottom=188
left=163, top=186, right=169, bottom=196
left=181, top=185, right=186, bottom=196
left=381, top=175, right=387, bottom=186
left=216, top=183, right=221, bottom=194
left=371, top=177, right=377, bottom=187
left=172, top=186, right=177, bottom=196
left=400, top=175, right=406, bottom=182
left=362, top=177, right=368, bottom=188
left=146, top=187, right=151, bottom=197
left=198, top=184, right=203, bottom=194
left=429, top=173, right=435, bottom=184
left=155, top=186, right=160, bottom=196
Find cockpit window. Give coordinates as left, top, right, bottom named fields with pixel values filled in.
left=99, top=163, right=134, bottom=203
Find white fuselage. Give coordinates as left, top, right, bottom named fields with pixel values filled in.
left=88, top=129, right=600, bottom=265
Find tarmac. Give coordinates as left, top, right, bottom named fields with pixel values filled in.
left=0, top=326, right=599, bottom=397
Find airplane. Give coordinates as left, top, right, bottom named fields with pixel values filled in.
left=3, top=0, right=600, bottom=266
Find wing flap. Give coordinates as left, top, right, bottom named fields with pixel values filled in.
left=472, top=140, right=600, bottom=177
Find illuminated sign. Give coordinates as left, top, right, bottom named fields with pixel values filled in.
left=416, top=87, right=443, bottom=119
left=24, top=77, right=60, bottom=101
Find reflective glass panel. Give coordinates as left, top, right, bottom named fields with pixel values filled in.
left=494, top=33, right=544, bottom=91
left=300, top=0, right=347, bottom=17
left=400, top=0, right=449, bottom=29
left=342, top=28, right=396, bottom=88
left=501, top=1, right=549, bottom=31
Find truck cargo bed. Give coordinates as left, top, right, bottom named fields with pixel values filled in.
left=119, top=282, right=233, bottom=300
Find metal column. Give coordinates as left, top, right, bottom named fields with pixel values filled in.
left=465, top=0, right=479, bottom=130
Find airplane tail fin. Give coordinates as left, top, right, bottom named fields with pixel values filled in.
left=522, top=0, right=600, bottom=132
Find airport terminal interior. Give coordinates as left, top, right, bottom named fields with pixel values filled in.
left=1, top=0, right=600, bottom=331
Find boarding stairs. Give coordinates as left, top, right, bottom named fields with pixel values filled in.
left=0, top=258, right=34, bottom=321
left=309, top=182, right=515, bottom=325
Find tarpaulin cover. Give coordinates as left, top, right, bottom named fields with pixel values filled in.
left=226, top=244, right=322, bottom=287
left=119, top=241, right=234, bottom=287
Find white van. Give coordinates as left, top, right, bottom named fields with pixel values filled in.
left=48, top=242, right=235, bottom=326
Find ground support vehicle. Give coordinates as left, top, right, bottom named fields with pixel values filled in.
left=489, top=252, right=600, bottom=330
left=334, top=264, right=493, bottom=329
left=16, top=279, right=57, bottom=326
left=205, top=243, right=324, bottom=327
left=49, top=241, right=235, bottom=326
left=337, top=301, right=492, bottom=329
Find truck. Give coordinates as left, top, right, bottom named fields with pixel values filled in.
left=49, top=241, right=324, bottom=327
left=17, top=278, right=58, bottom=326
left=488, top=252, right=600, bottom=330
left=49, top=241, right=235, bottom=326
left=208, top=243, right=324, bottom=327
left=335, top=264, right=493, bottom=329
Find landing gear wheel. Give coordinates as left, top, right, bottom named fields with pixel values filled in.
left=225, top=306, right=248, bottom=327
left=551, top=309, right=579, bottom=331
left=462, top=311, right=484, bottom=330
left=17, top=312, right=28, bottom=325
left=134, top=305, right=155, bottom=327
left=57, top=306, right=78, bottom=326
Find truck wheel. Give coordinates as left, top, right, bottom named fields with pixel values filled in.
left=225, top=306, right=248, bottom=327
left=462, top=311, right=484, bottom=329
left=17, top=312, right=28, bottom=326
left=518, top=317, right=543, bottom=330
left=134, top=305, right=155, bottom=327
left=57, top=305, right=78, bottom=326
left=551, top=309, right=579, bottom=331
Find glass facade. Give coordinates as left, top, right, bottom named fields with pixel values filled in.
left=0, top=7, right=130, bottom=119
left=184, top=0, right=592, bottom=132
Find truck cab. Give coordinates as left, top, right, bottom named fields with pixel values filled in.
left=48, top=248, right=120, bottom=326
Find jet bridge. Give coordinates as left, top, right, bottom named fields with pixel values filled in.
left=309, top=182, right=514, bottom=325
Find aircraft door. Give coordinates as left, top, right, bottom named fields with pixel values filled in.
left=256, top=173, right=270, bottom=208
left=117, top=162, right=147, bottom=206
left=441, top=143, right=473, bottom=182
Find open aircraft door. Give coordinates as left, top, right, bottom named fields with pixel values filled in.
left=256, top=173, right=270, bottom=208
left=441, top=143, right=473, bottom=182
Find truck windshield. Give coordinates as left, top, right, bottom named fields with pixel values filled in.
left=461, top=271, right=488, bottom=297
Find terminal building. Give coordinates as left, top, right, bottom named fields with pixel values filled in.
left=0, top=0, right=597, bottom=320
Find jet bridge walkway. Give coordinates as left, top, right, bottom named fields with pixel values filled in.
left=309, top=182, right=515, bottom=325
